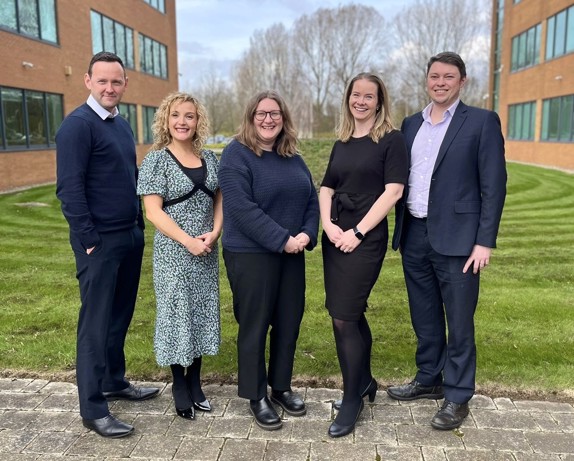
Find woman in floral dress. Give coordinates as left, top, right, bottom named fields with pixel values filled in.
left=137, top=92, right=222, bottom=420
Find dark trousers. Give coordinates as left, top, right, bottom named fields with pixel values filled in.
left=71, top=226, right=144, bottom=419
left=401, top=216, right=479, bottom=404
left=223, top=250, right=306, bottom=400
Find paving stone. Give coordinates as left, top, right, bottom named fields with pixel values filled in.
left=130, top=434, right=182, bottom=458
left=223, top=398, right=251, bottom=418
left=132, top=414, right=175, bottom=436
left=290, top=419, right=332, bottom=442
left=514, top=401, right=574, bottom=413
left=208, top=416, right=251, bottom=438
left=37, top=456, right=96, bottom=460
left=0, top=379, right=33, bottom=392
left=524, top=431, right=574, bottom=454
left=376, top=445, right=423, bottom=460
left=354, top=421, right=397, bottom=445
left=494, top=398, right=517, bottom=411
left=193, top=397, right=227, bottom=418
left=0, top=410, right=38, bottom=430
left=372, top=403, right=413, bottom=424
left=531, top=412, right=563, bottom=432
left=444, top=448, right=516, bottom=460
left=35, top=394, right=78, bottom=412
left=396, top=424, right=465, bottom=449
left=469, top=394, right=497, bottom=409
left=513, top=453, right=561, bottom=460
left=264, top=440, right=310, bottom=461
left=458, top=427, right=531, bottom=451
left=551, top=412, right=574, bottom=432
left=40, top=382, right=77, bottom=394
left=67, top=432, right=140, bottom=457
left=298, top=401, right=331, bottom=420
left=27, top=411, right=78, bottom=431
left=21, top=431, right=80, bottom=454
left=24, top=379, right=50, bottom=393
left=304, top=387, right=341, bottom=403
left=0, top=393, right=47, bottom=410
left=0, top=454, right=39, bottom=460
left=421, top=446, right=447, bottom=461
left=0, top=428, right=38, bottom=453
left=174, top=436, right=224, bottom=460
left=202, top=384, right=237, bottom=399
left=249, top=420, right=293, bottom=441
left=113, top=394, right=172, bottom=415
left=310, top=441, right=377, bottom=460
left=219, top=438, right=266, bottom=461
left=472, top=408, right=540, bottom=430
left=166, top=415, right=213, bottom=437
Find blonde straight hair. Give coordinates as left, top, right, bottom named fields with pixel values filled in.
left=336, top=72, right=395, bottom=143
left=236, top=90, right=298, bottom=157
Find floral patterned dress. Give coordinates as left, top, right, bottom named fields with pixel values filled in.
left=137, top=147, right=220, bottom=366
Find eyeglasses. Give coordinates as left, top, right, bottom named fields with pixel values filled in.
left=254, top=110, right=282, bottom=121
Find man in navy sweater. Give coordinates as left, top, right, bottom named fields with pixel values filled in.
left=56, top=52, right=158, bottom=438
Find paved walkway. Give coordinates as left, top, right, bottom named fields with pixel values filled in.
left=1, top=378, right=573, bottom=460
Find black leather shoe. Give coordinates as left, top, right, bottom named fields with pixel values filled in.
left=386, top=380, right=444, bottom=401
left=249, top=396, right=282, bottom=430
left=328, top=399, right=364, bottom=438
left=270, top=390, right=306, bottom=416
left=193, top=399, right=212, bottom=412
left=103, top=384, right=160, bottom=401
left=333, top=378, right=377, bottom=411
left=172, top=385, right=195, bottom=420
left=431, top=400, right=469, bottom=430
left=82, top=414, right=134, bottom=438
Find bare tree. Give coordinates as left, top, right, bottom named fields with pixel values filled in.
left=384, top=0, right=491, bottom=114
left=195, top=64, right=236, bottom=138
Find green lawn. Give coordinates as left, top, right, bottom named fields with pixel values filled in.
left=1, top=139, right=573, bottom=399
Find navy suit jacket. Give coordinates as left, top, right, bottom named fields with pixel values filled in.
left=392, top=101, right=507, bottom=256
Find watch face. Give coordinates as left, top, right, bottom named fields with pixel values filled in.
left=354, top=227, right=364, bottom=240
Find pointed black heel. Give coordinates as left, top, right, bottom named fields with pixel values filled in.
left=172, top=385, right=195, bottom=420
left=333, top=378, right=377, bottom=410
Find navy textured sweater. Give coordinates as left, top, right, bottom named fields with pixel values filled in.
left=56, top=103, right=142, bottom=249
left=218, top=139, right=319, bottom=253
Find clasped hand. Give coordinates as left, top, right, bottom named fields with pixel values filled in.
left=325, top=223, right=360, bottom=253
left=284, top=232, right=310, bottom=254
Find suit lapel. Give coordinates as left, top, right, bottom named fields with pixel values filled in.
left=433, top=102, right=468, bottom=173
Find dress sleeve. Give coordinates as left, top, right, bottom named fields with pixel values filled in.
left=383, top=131, right=409, bottom=186
left=137, top=150, right=168, bottom=197
left=320, top=143, right=338, bottom=189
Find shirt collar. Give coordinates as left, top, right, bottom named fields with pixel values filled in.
left=87, top=94, right=119, bottom=120
left=422, top=99, right=461, bottom=122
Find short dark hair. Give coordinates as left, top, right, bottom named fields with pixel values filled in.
left=87, top=51, right=125, bottom=76
left=426, top=51, right=466, bottom=79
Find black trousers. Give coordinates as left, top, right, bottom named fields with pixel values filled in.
left=401, top=215, right=479, bottom=404
left=223, top=250, right=306, bottom=400
left=71, top=226, right=144, bottom=419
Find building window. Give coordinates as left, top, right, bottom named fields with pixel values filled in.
left=546, top=5, right=574, bottom=60
left=0, top=0, right=58, bottom=43
left=542, top=95, right=574, bottom=142
left=0, top=86, right=63, bottom=150
left=143, top=0, right=165, bottom=13
left=91, top=10, right=135, bottom=69
left=142, top=106, right=157, bottom=144
left=118, top=103, right=138, bottom=142
left=513, top=0, right=521, bottom=3
left=508, top=102, right=535, bottom=141
left=139, top=33, right=168, bottom=78
left=510, top=24, right=541, bottom=72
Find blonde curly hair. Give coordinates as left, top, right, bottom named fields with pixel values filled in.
left=151, top=92, right=210, bottom=153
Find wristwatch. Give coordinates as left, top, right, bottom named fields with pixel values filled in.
left=353, top=226, right=364, bottom=240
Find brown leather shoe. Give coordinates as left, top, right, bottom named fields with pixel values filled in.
left=431, top=400, right=469, bottom=430
left=386, top=380, right=444, bottom=401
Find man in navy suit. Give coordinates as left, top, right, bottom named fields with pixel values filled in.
left=387, top=52, right=506, bottom=430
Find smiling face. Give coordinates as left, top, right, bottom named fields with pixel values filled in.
left=168, top=100, right=197, bottom=144
left=426, top=61, right=466, bottom=110
left=348, top=78, right=379, bottom=124
left=84, top=61, right=127, bottom=112
left=254, top=98, right=283, bottom=151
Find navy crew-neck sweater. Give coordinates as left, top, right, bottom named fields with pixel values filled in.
left=56, top=103, right=141, bottom=249
left=218, top=139, right=319, bottom=253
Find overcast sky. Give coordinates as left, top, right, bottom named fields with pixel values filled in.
left=175, top=0, right=414, bottom=91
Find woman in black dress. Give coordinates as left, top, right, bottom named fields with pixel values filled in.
left=319, top=73, right=408, bottom=438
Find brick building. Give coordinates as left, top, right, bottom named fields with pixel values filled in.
left=490, top=0, right=574, bottom=170
left=0, top=0, right=178, bottom=192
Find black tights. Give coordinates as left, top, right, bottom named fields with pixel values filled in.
left=332, top=314, right=372, bottom=425
left=170, top=356, right=205, bottom=408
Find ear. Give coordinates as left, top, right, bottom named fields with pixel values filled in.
left=84, top=73, right=91, bottom=90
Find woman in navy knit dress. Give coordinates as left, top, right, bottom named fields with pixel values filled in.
left=218, top=91, right=319, bottom=431
left=319, top=73, right=408, bottom=437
